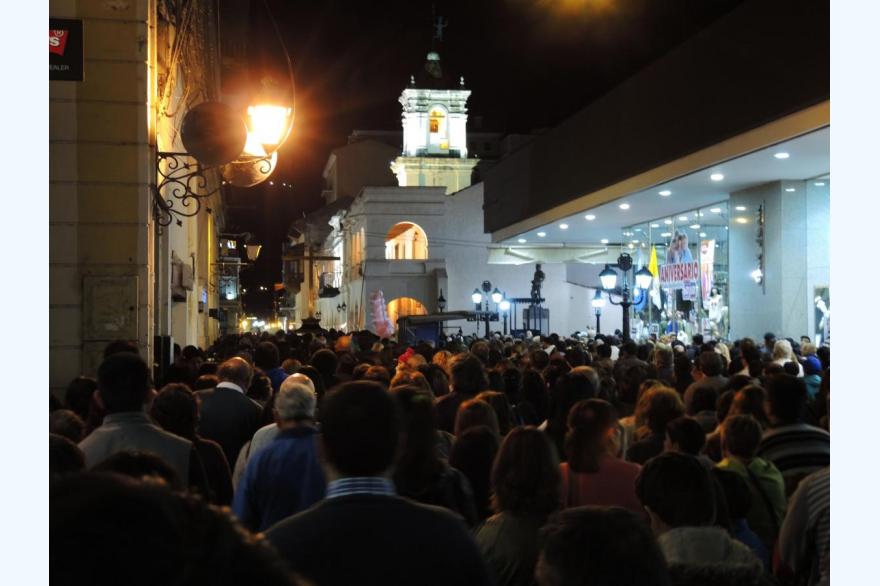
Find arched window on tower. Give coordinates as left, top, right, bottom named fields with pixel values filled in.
left=428, top=106, right=449, bottom=152
left=385, top=222, right=428, bottom=260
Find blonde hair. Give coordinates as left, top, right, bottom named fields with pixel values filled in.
left=772, top=339, right=794, bottom=361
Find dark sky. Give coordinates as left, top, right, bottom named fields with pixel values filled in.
left=231, top=0, right=746, bottom=314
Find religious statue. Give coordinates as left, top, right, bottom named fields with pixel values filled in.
left=530, top=263, right=545, bottom=303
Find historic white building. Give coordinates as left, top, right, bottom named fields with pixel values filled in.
left=286, top=50, right=620, bottom=337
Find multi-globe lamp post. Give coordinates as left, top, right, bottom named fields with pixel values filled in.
left=598, top=252, right=654, bottom=342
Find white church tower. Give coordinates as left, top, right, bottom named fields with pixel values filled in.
left=391, top=51, right=478, bottom=194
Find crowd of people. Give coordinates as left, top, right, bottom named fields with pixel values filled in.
left=49, top=328, right=830, bottom=586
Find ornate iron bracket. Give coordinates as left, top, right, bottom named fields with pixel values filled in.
left=152, top=152, right=219, bottom=229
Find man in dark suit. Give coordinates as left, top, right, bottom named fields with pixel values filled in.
left=266, top=381, right=492, bottom=586
left=196, top=357, right=263, bottom=466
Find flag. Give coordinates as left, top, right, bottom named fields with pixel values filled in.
left=649, top=246, right=662, bottom=310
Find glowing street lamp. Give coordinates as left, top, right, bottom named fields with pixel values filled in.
left=597, top=253, right=653, bottom=342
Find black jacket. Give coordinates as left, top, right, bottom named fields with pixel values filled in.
left=266, top=493, right=493, bottom=586
left=196, top=386, right=263, bottom=466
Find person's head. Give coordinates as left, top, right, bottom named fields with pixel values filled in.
left=281, top=358, right=301, bottom=374
left=150, top=384, right=198, bottom=439
left=536, top=507, right=671, bottom=586
left=246, top=369, right=273, bottom=404
left=765, top=374, right=808, bottom=425
left=772, top=339, right=794, bottom=362
left=802, top=355, right=822, bottom=376
left=636, top=386, right=685, bottom=435
left=419, top=363, right=450, bottom=398
left=103, top=339, right=140, bottom=358
left=721, top=414, right=763, bottom=461
left=93, top=451, right=179, bottom=486
left=193, top=374, right=218, bottom=391
left=764, top=332, right=777, bottom=349
left=318, top=381, right=399, bottom=478
left=491, top=427, right=560, bottom=516
left=389, top=369, right=431, bottom=392
left=664, top=416, right=706, bottom=456
left=476, top=390, right=514, bottom=436
left=470, top=340, right=491, bottom=365
left=275, top=379, right=317, bottom=424
left=449, top=353, right=488, bottom=396
left=50, top=433, right=85, bottom=478
left=455, top=398, right=500, bottom=438
left=565, top=399, right=620, bottom=473
left=216, top=357, right=253, bottom=390
left=620, top=341, right=638, bottom=359
left=673, top=354, right=694, bottom=383
left=696, top=351, right=724, bottom=378
left=392, top=386, right=443, bottom=490
left=653, top=345, right=673, bottom=370
left=97, top=352, right=152, bottom=414
left=49, top=409, right=86, bottom=443
left=50, top=473, right=301, bottom=586
left=362, top=365, right=391, bottom=387
left=729, top=384, right=769, bottom=427
left=310, top=349, right=339, bottom=381
left=711, top=468, right=752, bottom=520
left=64, top=376, right=98, bottom=420
left=253, top=341, right=280, bottom=371
left=692, top=334, right=704, bottom=347
left=636, top=452, right=716, bottom=534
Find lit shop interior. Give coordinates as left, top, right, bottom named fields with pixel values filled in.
left=503, top=127, right=830, bottom=343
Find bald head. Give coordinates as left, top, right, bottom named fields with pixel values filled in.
left=217, top=357, right=253, bottom=389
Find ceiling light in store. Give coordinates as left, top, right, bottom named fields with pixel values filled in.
left=623, top=231, right=633, bottom=236
left=619, top=203, right=631, bottom=210
left=584, top=214, right=596, bottom=221
left=679, top=216, right=689, bottom=221
left=710, top=207, right=722, bottom=213
left=664, top=219, right=673, bottom=225
left=634, top=228, right=642, bottom=232
left=659, top=190, right=672, bottom=196
left=774, top=152, right=790, bottom=159
left=517, top=238, right=527, bottom=243
left=559, top=223, right=569, bottom=230
left=735, top=217, right=748, bottom=224
left=650, top=223, right=660, bottom=228
left=785, top=187, right=796, bottom=192
left=815, top=182, right=825, bottom=186
left=537, top=231, right=546, bottom=238
left=690, top=224, right=700, bottom=229
left=710, top=173, right=724, bottom=181
left=661, top=232, right=672, bottom=237
left=735, top=205, right=747, bottom=211
left=631, top=239, right=639, bottom=244
left=600, top=238, right=609, bottom=244
left=628, top=243, right=635, bottom=249
left=700, top=232, right=707, bottom=237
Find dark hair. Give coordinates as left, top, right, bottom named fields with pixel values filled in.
left=636, top=453, right=716, bottom=528
left=638, top=386, right=685, bottom=435
left=50, top=473, right=300, bottom=586
left=565, top=399, right=618, bottom=473
left=596, top=344, right=612, bottom=359
left=621, top=341, right=638, bottom=357
left=711, top=468, right=752, bottom=519
left=310, top=349, right=339, bottom=382
left=725, top=374, right=754, bottom=392
left=530, top=349, right=551, bottom=370
left=392, top=386, right=445, bottom=496
left=782, top=361, right=800, bottom=376
left=150, top=383, right=198, bottom=439
left=729, top=385, right=770, bottom=428
left=363, top=365, right=391, bottom=387
left=716, top=390, right=736, bottom=423
left=418, top=363, right=450, bottom=398
left=672, top=354, right=694, bottom=393
left=665, top=416, right=706, bottom=456
left=50, top=433, right=85, bottom=477
left=449, top=426, right=500, bottom=520
left=476, top=391, right=514, bottom=436
left=765, top=374, right=807, bottom=424
left=246, top=369, right=273, bottom=404
left=193, top=374, right=218, bottom=391
left=721, top=414, right=763, bottom=459
left=97, top=353, right=151, bottom=413
left=450, top=353, right=488, bottom=396
left=546, top=371, right=597, bottom=458
left=697, top=351, right=723, bottom=377
left=103, top=340, right=140, bottom=358
left=491, top=427, right=560, bottom=516
left=319, top=381, right=399, bottom=476
left=254, top=342, right=280, bottom=370
left=64, top=376, right=97, bottom=421
left=692, top=334, right=704, bottom=346
left=93, top=451, right=179, bottom=486
left=689, top=385, right=719, bottom=415
left=455, top=398, right=500, bottom=438
left=521, top=369, right=548, bottom=422
left=50, top=409, right=86, bottom=443
left=537, top=507, right=671, bottom=586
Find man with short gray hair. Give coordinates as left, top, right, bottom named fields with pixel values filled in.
left=232, top=380, right=326, bottom=532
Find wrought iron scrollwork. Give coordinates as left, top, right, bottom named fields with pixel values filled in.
left=152, top=152, right=220, bottom=230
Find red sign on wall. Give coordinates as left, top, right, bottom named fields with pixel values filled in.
left=49, top=18, right=83, bottom=81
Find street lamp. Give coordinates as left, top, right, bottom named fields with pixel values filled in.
left=473, top=281, right=498, bottom=337
left=591, top=289, right=605, bottom=334
left=472, top=289, right=483, bottom=304
left=499, top=294, right=511, bottom=335
left=437, top=290, right=447, bottom=313
left=598, top=252, right=653, bottom=342
left=491, top=288, right=503, bottom=304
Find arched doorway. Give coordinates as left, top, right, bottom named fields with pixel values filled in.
left=386, top=297, right=428, bottom=326
left=385, top=222, right=428, bottom=260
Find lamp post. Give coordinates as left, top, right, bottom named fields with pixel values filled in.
left=591, top=289, right=605, bottom=334
left=598, top=253, right=653, bottom=342
left=472, top=280, right=498, bottom=338
left=437, top=289, right=446, bottom=313
left=499, top=294, right=511, bottom=336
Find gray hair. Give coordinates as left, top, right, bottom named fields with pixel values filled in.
left=275, top=380, right=316, bottom=422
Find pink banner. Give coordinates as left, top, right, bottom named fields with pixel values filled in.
left=659, top=261, right=699, bottom=289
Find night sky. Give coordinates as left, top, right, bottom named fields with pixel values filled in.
left=232, top=0, right=746, bottom=315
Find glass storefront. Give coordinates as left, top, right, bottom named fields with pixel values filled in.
left=620, top=201, right=729, bottom=342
